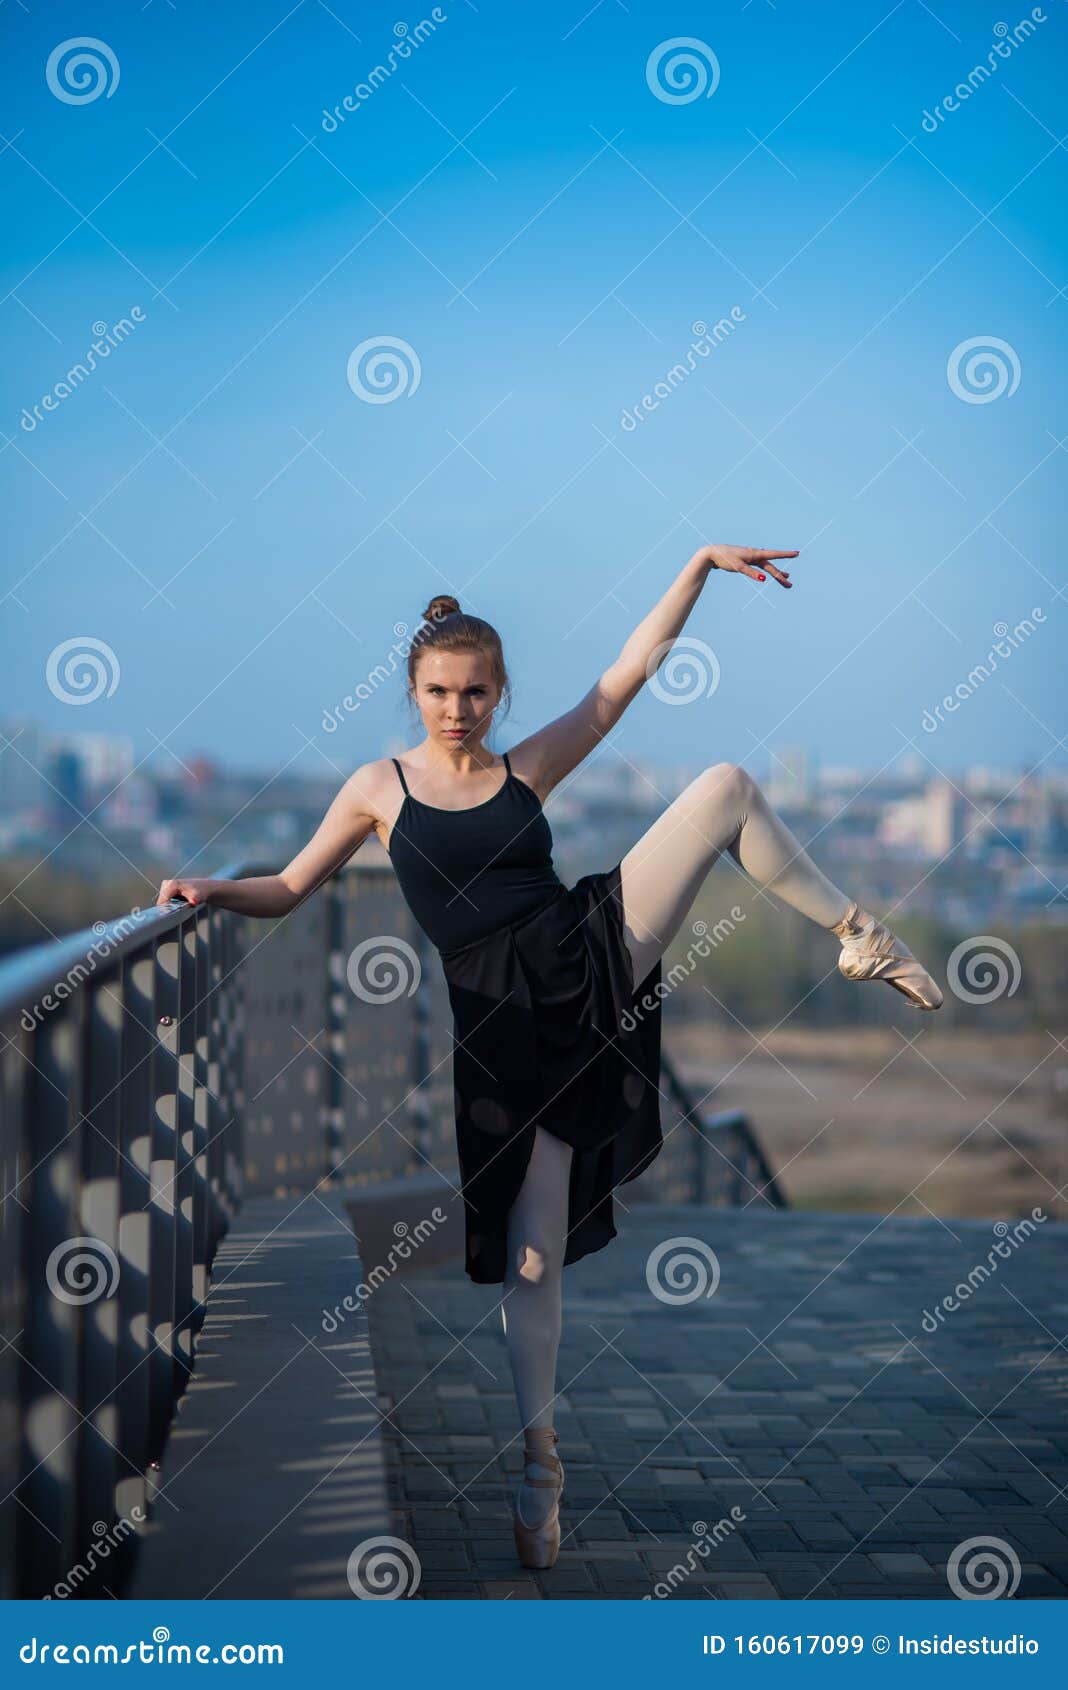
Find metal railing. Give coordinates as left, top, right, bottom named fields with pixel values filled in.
left=0, top=854, right=784, bottom=1598
left=660, top=1049, right=788, bottom=1210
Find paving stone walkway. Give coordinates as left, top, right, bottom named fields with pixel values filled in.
left=365, top=1204, right=1068, bottom=1600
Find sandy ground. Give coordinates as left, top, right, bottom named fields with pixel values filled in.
left=665, top=1023, right=1067, bottom=1222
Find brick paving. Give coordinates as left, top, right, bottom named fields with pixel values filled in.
left=365, top=1204, right=1068, bottom=1600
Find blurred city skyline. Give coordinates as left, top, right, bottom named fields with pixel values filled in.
left=4, top=712, right=1065, bottom=953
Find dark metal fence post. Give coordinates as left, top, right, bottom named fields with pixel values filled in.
left=75, top=971, right=122, bottom=1594
left=146, top=936, right=179, bottom=1467
left=19, top=990, right=86, bottom=1595
left=114, top=951, right=153, bottom=1540
left=324, top=878, right=345, bottom=1183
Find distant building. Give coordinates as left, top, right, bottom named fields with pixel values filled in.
left=0, top=719, right=52, bottom=815
left=768, top=746, right=813, bottom=808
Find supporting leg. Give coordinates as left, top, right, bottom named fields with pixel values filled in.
left=500, top=1123, right=573, bottom=1524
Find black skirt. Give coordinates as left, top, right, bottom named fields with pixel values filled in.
left=438, top=860, right=663, bottom=1284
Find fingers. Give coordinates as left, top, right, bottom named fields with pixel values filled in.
left=740, top=562, right=792, bottom=587
left=753, top=547, right=797, bottom=589
left=157, top=878, right=194, bottom=907
left=710, top=544, right=797, bottom=587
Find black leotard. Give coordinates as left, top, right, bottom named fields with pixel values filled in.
left=383, top=746, right=663, bottom=1287
left=387, top=751, right=564, bottom=952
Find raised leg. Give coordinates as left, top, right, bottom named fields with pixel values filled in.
left=501, top=1123, right=573, bottom=1524
left=618, top=761, right=851, bottom=988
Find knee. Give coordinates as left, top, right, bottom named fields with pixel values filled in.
left=515, top=1242, right=549, bottom=1285
left=700, top=761, right=756, bottom=807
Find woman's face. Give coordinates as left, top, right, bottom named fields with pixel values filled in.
left=411, top=650, right=501, bottom=750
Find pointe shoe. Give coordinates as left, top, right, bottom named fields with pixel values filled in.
left=832, top=901, right=943, bottom=1011
left=512, top=1427, right=564, bottom=1570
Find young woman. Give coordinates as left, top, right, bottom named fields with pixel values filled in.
left=157, top=542, right=942, bottom=1571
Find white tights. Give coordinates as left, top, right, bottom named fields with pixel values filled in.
left=499, top=761, right=852, bottom=1520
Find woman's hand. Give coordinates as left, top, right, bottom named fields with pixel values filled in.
left=691, top=544, right=797, bottom=588
left=156, top=876, right=217, bottom=908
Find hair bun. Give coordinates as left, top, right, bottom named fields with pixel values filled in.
left=421, top=594, right=461, bottom=623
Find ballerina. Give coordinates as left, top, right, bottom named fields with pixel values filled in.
left=158, top=541, right=942, bottom=1569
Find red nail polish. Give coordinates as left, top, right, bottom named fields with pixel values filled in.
left=757, top=573, right=766, bottom=581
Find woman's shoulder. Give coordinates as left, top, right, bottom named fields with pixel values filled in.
left=345, top=757, right=404, bottom=816
left=504, top=745, right=552, bottom=804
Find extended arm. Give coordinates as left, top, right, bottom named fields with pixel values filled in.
left=156, top=765, right=380, bottom=916
left=510, top=543, right=797, bottom=794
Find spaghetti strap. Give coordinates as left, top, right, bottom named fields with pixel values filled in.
left=392, top=757, right=410, bottom=797
left=502, top=751, right=511, bottom=776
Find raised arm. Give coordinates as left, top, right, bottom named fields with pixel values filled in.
left=156, top=763, right=381, bottom=916
left=510, top=543, right=797, bottom=796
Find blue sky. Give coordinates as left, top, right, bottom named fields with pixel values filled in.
left=3, top=0, right=1065, bottom=785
